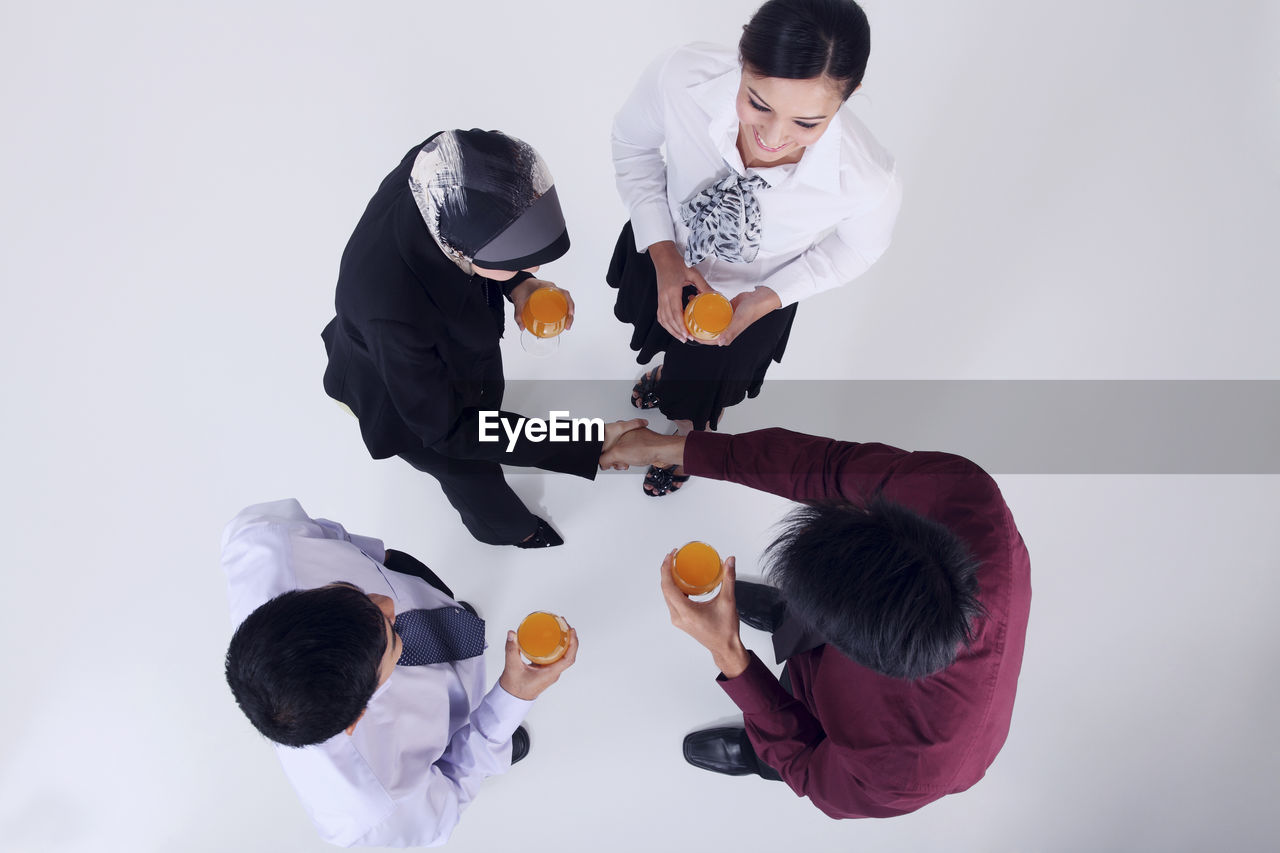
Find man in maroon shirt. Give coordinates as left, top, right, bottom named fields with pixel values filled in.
left=603, top=427, right=1031, bottom=818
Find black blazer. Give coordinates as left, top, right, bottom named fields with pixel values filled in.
left=321, top=140, right=599, bottom=478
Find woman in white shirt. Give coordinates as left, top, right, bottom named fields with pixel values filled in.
left=609, top=0, right=901, bottom=495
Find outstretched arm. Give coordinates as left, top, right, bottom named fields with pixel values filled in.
left=353, top=630, right=579, bottom=848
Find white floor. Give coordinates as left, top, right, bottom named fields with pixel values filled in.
left=2, top=1, right=1278, bottom=851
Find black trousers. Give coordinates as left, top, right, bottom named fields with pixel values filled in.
left=397, top=445, right=538, bottom=546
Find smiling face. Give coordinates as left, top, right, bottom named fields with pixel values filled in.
left=734, top=70, right=848, bottom=167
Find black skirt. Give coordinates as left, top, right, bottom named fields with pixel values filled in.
left=607, top=221, right=798, bottom=431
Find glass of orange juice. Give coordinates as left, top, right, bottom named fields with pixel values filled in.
left=516, top=611, right=570, bottom=664
left=683, top=292, right=733, bottom=342
left=672, top=541, right=724, bottom=600
left=520, top=285, right=570, bottom=356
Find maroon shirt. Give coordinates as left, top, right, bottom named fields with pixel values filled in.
left=685, top=428, right=1031, bottom=819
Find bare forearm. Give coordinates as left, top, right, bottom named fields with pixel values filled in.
left=712, top=636, right=751, bottom=679
left=652, top=433, right=686, bottom=468
left=647, top=239, right=684, bottom=271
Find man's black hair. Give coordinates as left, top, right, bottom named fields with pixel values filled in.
left=765, top=495, right=985, bottom=680
left=225, top=585, right=387, bottom=747
left=740, top=0, right=872, bottom=100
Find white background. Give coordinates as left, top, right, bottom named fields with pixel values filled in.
left=2, top=1, right=1278, bottom=851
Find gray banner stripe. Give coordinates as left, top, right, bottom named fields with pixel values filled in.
left=498, top=380, right=1280, bottom=474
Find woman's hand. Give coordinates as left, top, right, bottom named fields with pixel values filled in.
left=648, top=241, right=710, bottom=343
left=713, top=286, right=782, bottom=347
left=599, top=418, right=649, bottom=469
left=510, top=279, right=575, bottom=332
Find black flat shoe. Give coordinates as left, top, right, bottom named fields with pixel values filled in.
left=511, top=725, right=530, bottom=764
left=734, top=580, right=785, bottom=633
left=514, top=517, right=564, bottom=549
left=682, top=727, right=782, bottom=780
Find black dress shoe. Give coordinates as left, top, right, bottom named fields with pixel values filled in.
left=510, top=725, right=530, bottom=764
left=734, top=580, right=786, bottom=633
left=514, top=517, right=564, bottom=549
left=682, top=727, right=782, bottom=780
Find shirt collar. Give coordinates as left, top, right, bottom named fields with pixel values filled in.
left=687, top=65, right=844, bottom=192
left=688, top=66, right=747, bottom=174
left=792, top=110, right=843, bottom=191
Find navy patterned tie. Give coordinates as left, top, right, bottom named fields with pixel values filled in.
left=394, top=607, right=486, bottom=666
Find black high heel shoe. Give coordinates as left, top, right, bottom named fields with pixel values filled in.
left=630, top=365, right=662, bottom=410
left=514, top=517, right=564, bottom=548
left=643, top=464, right=690, bottom=497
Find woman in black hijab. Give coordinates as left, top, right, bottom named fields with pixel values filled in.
left=322, top=129, right=637, bottom=548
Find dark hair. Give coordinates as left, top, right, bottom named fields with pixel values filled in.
left=765, top=495, right=985, bottom=680
left=739, top=0, right=872, bottom=100
left=225, top=585, right=387, bottom=747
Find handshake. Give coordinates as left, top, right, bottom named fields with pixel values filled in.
left=597, top=419, right=687, bottom=471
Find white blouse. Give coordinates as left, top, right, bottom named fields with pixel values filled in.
left=612, top=43, right=902, bottom=307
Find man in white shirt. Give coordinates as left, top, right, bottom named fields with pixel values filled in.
left=221, top=499, right=577, bottom=847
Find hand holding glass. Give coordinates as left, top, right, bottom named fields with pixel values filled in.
left=520, top=285, right=570, bottom=356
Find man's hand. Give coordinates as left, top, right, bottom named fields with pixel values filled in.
left=649, top=241, right=711, bottom=342
left=712, top=286, right=782, bottom=347
left=510, top=278, right=575, bottom=332
left=600, top=418, right=649, bottom=469
left=659, top=551, right=750, bottom=678
left=599, top=428, right=686, bottom=470
left=498, top=627, right=579, bottom=700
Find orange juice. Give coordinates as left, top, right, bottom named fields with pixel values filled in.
left=673, top=541, right=724, bottom=596
left=683, top=293, right=732, bottom=341
left=517, top=611, right=569, bottom=664
left=521, top=286, right=569, bottom=339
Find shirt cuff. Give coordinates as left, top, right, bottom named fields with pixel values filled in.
left=472, top=683, right=534, bottom=745
left=681, top=430, right=732, bottom=481
left=560, top=438, right=604, bottom=481
left=629, top=203, right=677, bottom=253
left=716, top=651, right=793, bottom=714
left=758, top=264, right=813, bottom=308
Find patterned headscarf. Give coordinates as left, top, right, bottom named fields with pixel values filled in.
left=408, top=129, right=569, bottom=273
